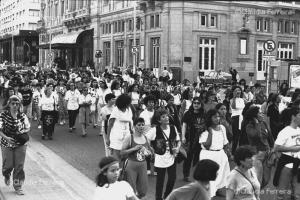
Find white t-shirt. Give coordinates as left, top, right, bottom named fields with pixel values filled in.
left=147, top=126, right=180, bottom=168
left=109, top=107, right=133, bottom=150
left=92, top=181, right=135, bottom=200
left=65, top=89, right=80, bottom=110
left=139, top=109, right=154, bottom=126
left=39, top=93, right=57, bottom=111
left=275, top=126, right=300, bottom=168
left=199, top=125, right=228, bottom=150
left=172, top=94, right=181, bottom=106
left=97, top=88, right=111, bottom=106
left=230, top=98, right=245, bottom=117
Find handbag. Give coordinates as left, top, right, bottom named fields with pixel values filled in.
left=14, top=133, right=29, bottom=145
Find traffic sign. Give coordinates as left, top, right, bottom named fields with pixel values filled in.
left=132, top=46, right=138, bottom=54
left=263, top=40, right=276, bottom=52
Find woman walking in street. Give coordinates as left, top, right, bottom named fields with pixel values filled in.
left=0, top=95, right=30, bottom=195
left=107, top=94, right=133, bottom=160
left=64, top=82, right=80, bottom=132
left=199, top=109, right=230, bottom=197
left=226, top=145, right=261, bottom=200
left=55, top=79, right=67, bottom=125
left=230, top=86, right=245, bottom=154
left=120, top=118, right=153, bottom=198
left=39, top=83, right=58, bottom=140
left=147, top=108, right=181, bottom=200
left=242, top=106, right=274, bottom=188
left=78, top=85, right=92, bottom=137
left=181, top=96, right=206, bottom=182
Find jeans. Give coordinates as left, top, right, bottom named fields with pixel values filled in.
left=68, top=110, right=78, bottom=128
left=156, top=162, right=177, bottom=200
left=1, top=145, right=27, bottom=190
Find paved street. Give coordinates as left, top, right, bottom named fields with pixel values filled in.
left=28, top=119, right=276, bottom=200
left=0, top=97, right=279, bottom=200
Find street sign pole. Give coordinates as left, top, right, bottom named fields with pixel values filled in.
left=263, top=39, right=276, bottom=96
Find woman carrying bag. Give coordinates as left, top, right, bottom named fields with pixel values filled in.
left=120, top=118, right=153, bottom=199
left=39, top=83, right=58, bottom=140
left=147, top=108, right=181, bottom=200
left=0, top=95, right=30, bottom=195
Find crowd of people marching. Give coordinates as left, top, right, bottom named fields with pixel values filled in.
left=1, top=64, right=300, bottom=200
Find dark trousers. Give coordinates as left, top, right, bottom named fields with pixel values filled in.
left=156, top=162, right=176, bottom=200
left=68, top=110, right=78, bottom=128
left=41, top=110, right=56, bottom=137
left=231, top=115, right=240, bottom=154
left=183, top=144, right=201, bottom=178
left=1, top=145, right=26, bottom=190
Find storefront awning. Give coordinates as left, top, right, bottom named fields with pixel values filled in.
left=38, top=29, right=93, bottom=49
left=51, top=30, right=85, bottom=45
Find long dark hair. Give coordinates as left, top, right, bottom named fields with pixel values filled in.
left=95, top=156, right=119, bottom=187
left=188, top=96, right=204, bottom=115
left=205, top=109, right=219, bottom=128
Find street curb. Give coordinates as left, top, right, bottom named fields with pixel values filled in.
left=0, top=187, right=6, bottom=200
left=26, top=136, right=95, bottom=200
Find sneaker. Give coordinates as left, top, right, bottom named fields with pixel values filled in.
left=69, top=128, right=72, bottom=133
left=59, top=121, right=64, bottom=125
left=4, top=176, right=10, bottom=186
left=147, top=170, right=151, bottom=175
left=33, top=117, right=37, bottom=121
left=153, top=172, right=157, bottom=176
left=72, top=127, right=76, bottom=130
left=15, top=189, right=24, bottom=195
left=98, top=132, right=103, bottom=136
left=38, top=125, right=42, bottom=129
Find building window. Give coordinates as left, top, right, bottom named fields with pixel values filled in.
left=210, top=15, right=217, bottom=27
left=264, top=18, right=270, bottom=32
left=114, top=21, right=117, bottom=33
left=256, top=18, right=262, bottom=31
left=150, top=38, right=160, bottom=68
left=103, top=42, right=110, bottom=66
left=278, top=43, right=293, bottom=59
left=199, top=38, right=216, bottom=71
left=285, top=21, right=290, bottom=34
left=201, top=14, right=207, bottom=26
left=155, top=14, right=160, bottom=28
left=240, top=38, right=247, bottom=55
left=128, top=19, right=132, bottom=31
left=115, top=41, right=124, bottom=67
left=291, top=21, right=295, bottom=33
left=150, top=15, right=154, bottom=28
left=278, top=20, right=283, bottom=33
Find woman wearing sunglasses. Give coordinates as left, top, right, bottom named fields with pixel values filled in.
left=0, top=95, right=30, bottom=195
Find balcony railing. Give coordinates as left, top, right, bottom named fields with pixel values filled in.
left=63, top=7, right=90, bottom=21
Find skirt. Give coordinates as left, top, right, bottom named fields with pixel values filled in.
left=200, top=149, right=230, bottom=197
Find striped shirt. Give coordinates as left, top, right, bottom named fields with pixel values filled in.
left=0, top=110, right=30, bottom=148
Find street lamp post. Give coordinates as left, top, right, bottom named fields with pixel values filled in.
left=133, top=1, right=137, bottom=74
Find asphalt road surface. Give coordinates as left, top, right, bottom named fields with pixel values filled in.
left=29, top=118, right=278, bottom=200
left=0, top=96, right=278, bottom=200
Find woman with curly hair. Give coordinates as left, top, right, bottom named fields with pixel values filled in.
left=107, top=94, right=133, bottom=160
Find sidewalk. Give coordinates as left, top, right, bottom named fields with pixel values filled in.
left=0, top=136, right=95, bottom=200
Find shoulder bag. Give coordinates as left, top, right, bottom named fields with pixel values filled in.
left=235, top=169, right=259, bottom=200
